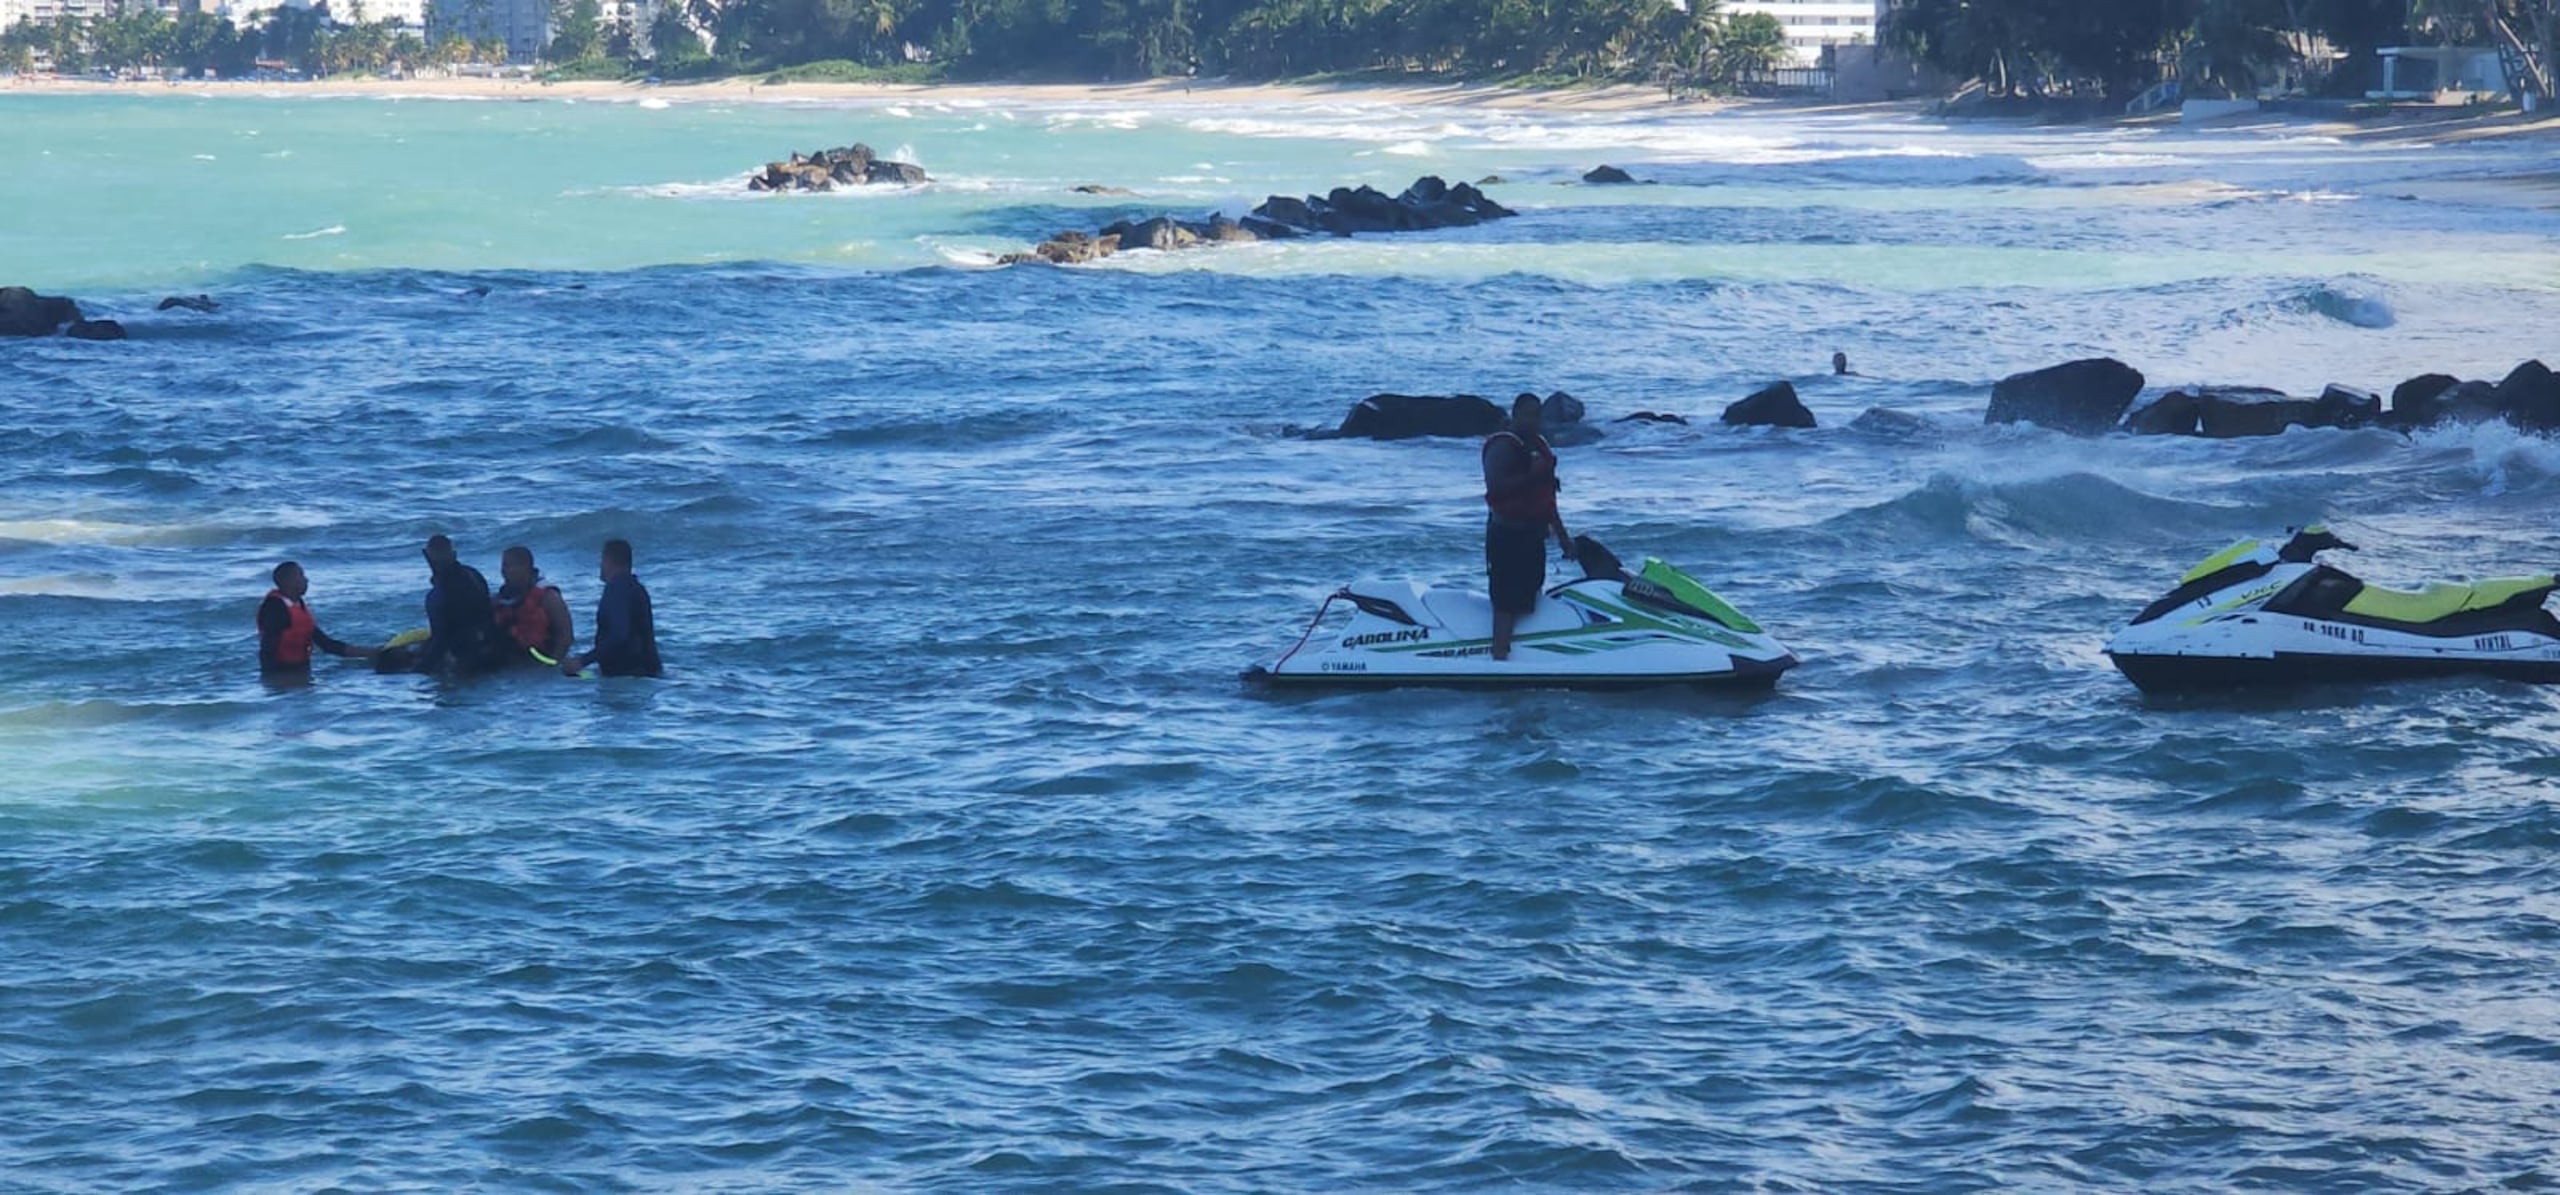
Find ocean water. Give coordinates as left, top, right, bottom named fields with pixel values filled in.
left=5, top=90, right=2560, bottom=1189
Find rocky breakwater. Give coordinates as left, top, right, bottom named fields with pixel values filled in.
left=746, top=143, right=930, bottom=192
left=1980, top=356, right=2560, bottom=438
left=1003, top=176, right=1515, bottom=266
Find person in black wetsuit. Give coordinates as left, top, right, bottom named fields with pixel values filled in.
left=562, top=537, right=662, bottom=678
left=416, top=534, right=504, bottom=676
left=1482, top=393, right=1573, bottom=661
left=257, top=561, right=374, bottom=677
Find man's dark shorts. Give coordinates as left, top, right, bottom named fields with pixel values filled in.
left=1486, top=516, right=1547, bottom=614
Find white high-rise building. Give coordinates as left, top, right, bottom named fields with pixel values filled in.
left=1725, top=0, right=1884, bottom=68
left=428, top=0, right=549, bottom=59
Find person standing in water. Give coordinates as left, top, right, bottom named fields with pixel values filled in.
left=1481, top=393, right=1573, bottom=661
left=257, top=561, right=375, bottom=676
left=492, top=545, right=576, bottom=667
left=562, top=538, right=662, bottom=678
left=417, top=534, right=504, bottom=676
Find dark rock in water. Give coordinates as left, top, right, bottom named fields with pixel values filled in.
left=2122, top=390, right=2200, bottom=436
left=2386, top=373, right=2459, bottom=426
left=1849, top=407, right=1934, bottom=438
left=1327, top=393, right=1506, bottom=441
left=1476, top=175, right=1507, bottom=186
left=2194, top=387, right=2311, bottom=438
left=1583, top=165, right=1636, bottom=184
left=2438, top=379, right=2506, bottom=424
left=1539, top=390, right=1585, bottom=427
left=0, top=286, right=82, bottom=337
left=1101, top=215, right=1199, bottom=253
left=1236, top=215, right=1302, bottom=240
left=1985, top=358, right=2143, bottom=435
left=64, top=318, right=127, bottom=341
left=1012, top=176, right=1510, bottom=267
left=157, top=294, right=219, bottom=313
left=1071, top=184, right=1135, bottom=195
left=864, top=160, right=929, bottom=185
left=1545, top=422, right=1605, bottom=448
left=2312, top=384, right=2381, bottom=430
left=998, top=230, right=1122, bottom=266
left=748, top=142, right=929, bottom=192
left=1255, top=194, right=1318, bottom=229
left=1616, top=411, right=1689, bottom=425
left=1722, top=380, right=1816, bottom=429
left=2494, top=360, right=2560, bottom=433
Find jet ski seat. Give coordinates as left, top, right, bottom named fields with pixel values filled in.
left=2343, top=575, right=2559, bottom=625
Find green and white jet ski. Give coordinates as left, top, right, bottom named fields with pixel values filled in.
left=1248, top=538, right=1798, bottom=690
left=2107, top=525, right=2560, bottom=693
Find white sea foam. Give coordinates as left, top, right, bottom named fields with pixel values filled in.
left=637, top=97, right=671, bottom=110
left=282, top=224, right=345, bottom=240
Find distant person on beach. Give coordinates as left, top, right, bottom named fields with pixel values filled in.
left=417, top=534, right=504, bottom=676
left=1832, top=351, right=1857, bottom=376
left=492, top=545, right=576, bottom=666
left=258, top=561, right=375, bottom=676
left=1482, top=393, right=1572, bottom=661
left=562, top=538, right=662, bottom=678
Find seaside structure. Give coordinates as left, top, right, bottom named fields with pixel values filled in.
left=3, top=0, right=119, bottom=25
left=426, top=0, right=550, bottom=59
left=209, top=0, right=429, bottom=28
left=1723, top=0, right=1885, bottom=69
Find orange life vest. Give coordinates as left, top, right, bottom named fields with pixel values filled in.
left=1483, top=430, right=1559, bottom=524
left=267, top=589, right=316, bottom=667
left=494, top=583, right=560, bottom=654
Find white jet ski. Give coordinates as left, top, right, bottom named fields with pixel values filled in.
left=1247, top=538, right=1797, bottom=689
left=2107, top=525, right=2560, bottom=693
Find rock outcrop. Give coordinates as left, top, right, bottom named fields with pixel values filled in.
left=156, top=294, right=220, bottom=313
left=747, top=143, right=930, bottom=192
left=1004, top=176, right=1513, bottom=266
left=1722, top=381, right=1817, bottom=429
left=1311, top=389, right=1594, bottom=443
left=1985, top=358, right=2144, bottom=435
left=64, top=319, right=126, bottom=341
left=1583, top=165, right=1637, bottom=184
left=0, top=286, right=82, bottom=337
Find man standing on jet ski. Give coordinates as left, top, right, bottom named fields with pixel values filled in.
left=1483, top=393, right=1574, bottom=661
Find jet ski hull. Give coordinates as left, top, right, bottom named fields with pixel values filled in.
left=2111, top=649, right=2560, bottom=694
left=1253, top=556, right=1797, bottom=692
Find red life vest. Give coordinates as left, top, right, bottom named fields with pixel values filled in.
left=267, top=589, right=316, bottom=667
left=494, top=583, right=560, bottom=653
left=1483, top=430, right=1559, bottom=524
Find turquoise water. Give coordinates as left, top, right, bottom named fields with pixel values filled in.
left=6, top=90, right=2560, bottom=1188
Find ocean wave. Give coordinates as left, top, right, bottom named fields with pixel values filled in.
left=2287, top=283, right=2396, bottom=329
left=281, top=224, right=345, bottom=240
left=1822, top=470, right=2263, bottom=548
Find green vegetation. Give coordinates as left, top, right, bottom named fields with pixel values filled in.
left=1883, top=0, right=2555, bottom=103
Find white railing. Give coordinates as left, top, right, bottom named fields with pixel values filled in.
left=2126, top=78, right=2182, bottom=116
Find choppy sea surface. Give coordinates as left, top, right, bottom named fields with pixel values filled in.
left=5, top=90, right=2560, bottom=1189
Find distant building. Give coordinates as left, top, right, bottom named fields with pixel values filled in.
left=427, top=0, right=548, bottom=58
left=10, top=0, right=118, bottom=25
left=212, top=0, right=427, bottom=31
left=1724, top=0, right=1884, bottom=69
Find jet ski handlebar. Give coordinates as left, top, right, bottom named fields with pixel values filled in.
left=2279, top=527, right=2357, bottom=562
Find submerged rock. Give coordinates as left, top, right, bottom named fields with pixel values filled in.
left=1722, top=380, right=1816, bottom=429
left=1616, top=411, right=1689, bottom=425
left=156, top=294, right=220, bottom=313
left=63, top=318, right=126, bottom=341
left=1985, top=358, right=2144, bottom=436
left=1324, top=393, right=1507, bottom=441
left=1583, top=165, right=1636, bottom=184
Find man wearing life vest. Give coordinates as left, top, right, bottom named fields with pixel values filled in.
left=492, top=545, right=577, bottom=667
left=257, top=561, right=375, bottom=676
left=1482, top=393, right=1574, bottom=660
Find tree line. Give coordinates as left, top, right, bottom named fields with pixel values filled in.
left=1883, top=0, right=2557, bottom=102
left=5, top=0, right=1808, bottom=87
left=9, top=0, right=2550, bottom=101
